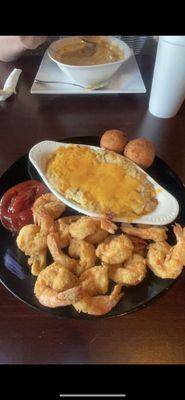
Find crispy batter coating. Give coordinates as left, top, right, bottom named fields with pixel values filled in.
left=47, top=232, right=78, bottom=273
left=28, top=249, right=47, bottom=276
left=32, top=193, right=66, bottom=220
left=73, top=284, right=123, bottom=316
left=69, top=216, right=97, bottom=240
left=34, top=262, right=81, bottom=307
left=79, top=265, right=109, bottom=296
left=96, top=234, right=134, bottom=264
left=109, top=253, right=147, bottom=286
left=121, top=223, right=167, bottom=242
left=68, top=238, right=96, bottom=275
left=147, top=224, right=185, bottom=279
left=16, top=224, right=47, bottom=256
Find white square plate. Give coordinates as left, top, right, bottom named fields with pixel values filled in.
left=31, top=50, right=146, bottom=94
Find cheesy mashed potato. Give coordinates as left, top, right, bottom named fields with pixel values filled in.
left=46, top=145, right=158, bottom=220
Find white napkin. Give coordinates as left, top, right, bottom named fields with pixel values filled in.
left=0, top=68, right=22, bottom=101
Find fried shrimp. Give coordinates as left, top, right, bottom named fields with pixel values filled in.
left=68, top=238, right=96, bottom=275
left=85, top=219, right=109, bottom=244
left=59, top=215, right=80, bottom=224
left=128, top=235, right=148, bottom=257
left=100, top=218, right=118, bottom=234
left=68, top=216, right=97, bottom=240
left=73, top=284, right=123, bottom=316
left=86, top=227, right=109, bottom=244
left=79, top=265, right=109, bottom=296
left=109, top=253, right=147, bottom=286
left=16, top=224, right=47, bottom=256
left=33, top=208, right=56, bottom=234
left=28, top=249, right=47, bottom=276
left=96, top=234, right=134, bottom=264
left=55, top=216, right=81, bottom=249
left=55, top=219, right=71, bottom=248
left=32, top=193, right=66, bottom=234
left=47, top=232, right=78, bottom=273
left=147, top=224, right=185, bottom=279
left=34, top=262, right=82, bottom=307
left=121, top=223, right=167, bottom=242
left=32, top=193, right=66, bottom=219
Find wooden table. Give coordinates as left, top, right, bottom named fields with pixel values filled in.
left=0, top=53, right=185, bottom=365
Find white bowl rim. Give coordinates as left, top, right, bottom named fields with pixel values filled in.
left=47, top=36, right=132, bottom=69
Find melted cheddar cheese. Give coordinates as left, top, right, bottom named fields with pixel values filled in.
left=46, top=146, right=157, bottom=219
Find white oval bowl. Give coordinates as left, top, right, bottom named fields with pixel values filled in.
left=47, top=36, right=132, bottom=88
left=29, top=141, right=179, bottom=225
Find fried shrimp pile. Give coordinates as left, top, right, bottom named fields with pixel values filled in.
left=16, top=192, right=185, bottom=316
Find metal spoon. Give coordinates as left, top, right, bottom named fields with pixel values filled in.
left=34, top=78, right=109, bottom=90
left=35, top=79, right=86, bottom=88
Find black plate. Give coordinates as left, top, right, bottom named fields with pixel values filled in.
left=1, top=136, right=185, bottom=320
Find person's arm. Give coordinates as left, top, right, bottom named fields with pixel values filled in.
left=0, top=36, right=47, bottom=62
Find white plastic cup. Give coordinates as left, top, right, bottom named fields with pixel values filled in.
left=149, top=36, right=185, bottom=118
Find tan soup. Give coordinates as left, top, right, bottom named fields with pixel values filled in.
left=54, top=36, right=124, bottom=66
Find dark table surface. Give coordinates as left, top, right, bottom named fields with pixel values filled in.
left=0, top=53, right=185, bottom=365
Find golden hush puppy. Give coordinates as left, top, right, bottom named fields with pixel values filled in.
left=100, top=129, right=128, bottom=153
left=124, top=138, right=155, bottom=168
